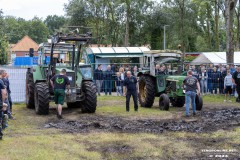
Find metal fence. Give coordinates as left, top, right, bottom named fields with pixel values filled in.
left=2, top=67, right=27, bottom=103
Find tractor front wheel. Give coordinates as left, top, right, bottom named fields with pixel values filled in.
left=26, top=73, right=35, bottom=109
left=159, top=94, right=170, bottom=111
left=81, top=81, right=97, bottom=113
left=34, top=82, right=50, bottom=115
left=138, top=75, right=155, bottom=108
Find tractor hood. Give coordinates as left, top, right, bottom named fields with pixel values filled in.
left=55, top=68, right=75, bottom=73
left=166, top=75, right=186, bottom=82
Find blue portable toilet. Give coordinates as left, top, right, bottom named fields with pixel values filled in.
left=14, top=57, right=33, bottom=66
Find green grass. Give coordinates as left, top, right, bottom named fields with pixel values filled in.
left=0, top=96, right=239, bottom=159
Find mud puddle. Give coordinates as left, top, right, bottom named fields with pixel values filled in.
left=45, top=108, right=240, bottom=133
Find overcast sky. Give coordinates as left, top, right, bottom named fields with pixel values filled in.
left=0, top=0, right=69, bottom=20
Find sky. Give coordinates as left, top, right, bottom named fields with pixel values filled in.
left=0, top=0, right=69, bottom=20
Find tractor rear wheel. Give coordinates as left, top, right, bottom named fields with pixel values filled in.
left=34, top=82, right=50, bottom=115
left=81, top=81, right=97, bottom=113
left=26, top=73, right=35, bottom=109
left=196, top=94, right=203, bottom=111
left=170, top=97, right=185, bottom=107
left=159, top=94, right=170, bottom=111
left=138, top=75, right=155, bottom=108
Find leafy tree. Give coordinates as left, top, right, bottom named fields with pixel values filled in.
left=28, top=17, right=49, bottom=43
left=4, top=16, right=49, bottom=44
left=0, top=10, right=9, bottom=65
left=44, top=15, right=67, bottom=35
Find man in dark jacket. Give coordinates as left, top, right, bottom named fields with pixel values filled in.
left=211, top=67, right=220, bottom=94
left=123, top=71, right=138, bottom=112
left=94, top=64, right=103, bottom=96
left=232, top=66, right=240, bottom=102
left=104, top=65, right=113, bottom=95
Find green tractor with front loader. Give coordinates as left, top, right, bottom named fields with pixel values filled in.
left=138, top=50, right=203, bottom=111
left=26, top=31, right=97, bottom=115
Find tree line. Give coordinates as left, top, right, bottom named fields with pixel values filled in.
left=0, top=0, right=239, bottom=64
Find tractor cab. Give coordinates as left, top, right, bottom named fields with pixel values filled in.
left=137, top=50, right=203, bottom=111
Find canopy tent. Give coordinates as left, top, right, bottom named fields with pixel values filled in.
left=86, top=47, right=150, bottom=58
left=190, top=52, right=240, bottom=65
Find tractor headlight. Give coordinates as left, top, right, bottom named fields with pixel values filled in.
left=71, top=89, right=76, bottom=93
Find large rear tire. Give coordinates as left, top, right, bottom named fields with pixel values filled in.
left=34, top=83, right=50, bottom=115
left=170, top=97, right=185, bottom=107
left=81, top=81, right=97, bottom=113
left=26, top=73, right=35, bottom=109
left=138, top=75, right=155, bottom=108
left=196, top=94, right=203, bottom=111
left=159, top=94, right=170, bottom=111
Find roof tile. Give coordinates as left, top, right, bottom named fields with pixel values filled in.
left=11, top=35, right=39, bottom=52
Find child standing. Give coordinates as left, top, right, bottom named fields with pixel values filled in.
left=224, top=71, right=233, bottom=102
left=115, top=72, right=123, bottom=96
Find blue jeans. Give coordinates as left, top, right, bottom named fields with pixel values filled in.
left=200, top=79, right=207, bottom=94
left=95, top=80, right=103, bottom=95
left=116, top=86, right=122, bottom=96
left=105, top=80, right=112, bottom=95
left=185, top=91, right=196, bottom=116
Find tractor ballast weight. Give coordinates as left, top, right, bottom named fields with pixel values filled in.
left=137, top=50, right=203, bottom=111
left=26, top=30, right=97, bottom=115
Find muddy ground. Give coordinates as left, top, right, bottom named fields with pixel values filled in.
left=45, top=103, right=240, bottom=134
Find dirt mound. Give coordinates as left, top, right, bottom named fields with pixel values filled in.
left=45, top=108, right=240, bottom=133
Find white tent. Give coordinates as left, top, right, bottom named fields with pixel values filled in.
left=191, top=52, right=240, bottom=65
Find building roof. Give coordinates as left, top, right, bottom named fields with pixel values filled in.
left=11, top=35, right=39, bottom=52
left=86, top=47, right=150, bottom=58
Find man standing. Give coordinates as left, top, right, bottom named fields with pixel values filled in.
left=123, top=71, right=138, bottom=112
left=94, top=64, right=103, bottom=96
left=2, top=70, right=14, bottom=119
left=104, top=65, right=113, bottom=95
left=207, top=64, right=214, bottom=93
left=232, top=66, right=240, bottom=102
left=183, top=70, right=201, bottom=117
left=0, top=70, right=7, bottom=140
left=50, top=69, right=70, bottom=119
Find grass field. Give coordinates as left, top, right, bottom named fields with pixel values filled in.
left=0, top=95, right=239, bottom=160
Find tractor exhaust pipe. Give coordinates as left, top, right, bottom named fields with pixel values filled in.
left=72, top=44, right=75, bottom=71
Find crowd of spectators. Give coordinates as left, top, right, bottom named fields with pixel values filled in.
left=94, top=64, right=139, bottom=96
left=188, top=64, right=236, bottom=94
left=93, top=63, right=240, bottom=103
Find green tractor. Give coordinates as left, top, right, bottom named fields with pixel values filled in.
left=138, top=50, right=203, bottom=111
left=26, top=32, right=97, bottom=115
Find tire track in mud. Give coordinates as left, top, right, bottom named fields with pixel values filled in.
left=44, top=108, right=240, bottom=134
